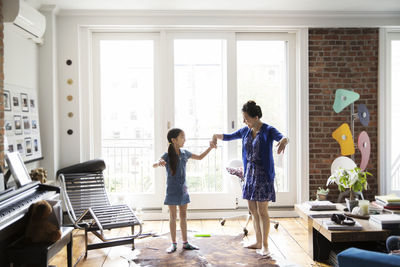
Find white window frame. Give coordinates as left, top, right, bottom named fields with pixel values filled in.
left=166, top=32, right=237, bottom=209
left=92, top=32, right=165, bottom=208
left=82, top=27, right=309, bottom=212
left=234, top=32, right=298, bottom=207
left=379, top=28, right=400, bottom=195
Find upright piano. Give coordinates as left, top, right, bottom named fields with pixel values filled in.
left=0, top=181, right=59, bottom=266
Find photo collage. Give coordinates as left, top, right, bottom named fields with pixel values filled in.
left=3, top=84, right=43, bottom=162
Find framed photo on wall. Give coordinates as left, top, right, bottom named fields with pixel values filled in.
left=16, top=140, right=23, bottom=154
left=4, top=90, right=11, bottom=111
left=4, top=83, right=43, bottom=163
left=25, top=137, right=32, bottom=156
left=21, top=93, right=29, bottom=112
left=14, top=115, right=22, bottom=135
left=13, top=95, right=19, bottom=107
left=23, top=116, right=30, bottom=134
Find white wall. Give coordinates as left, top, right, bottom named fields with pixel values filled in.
left=4, top=25, right=38, bottom=90
left=38, top=5, right=60, bottom=180
left=3, top=24, right=40, bottom=171
left=54, top=10, right=400, bottom=170
left=55, top=17, right=81, bottom=169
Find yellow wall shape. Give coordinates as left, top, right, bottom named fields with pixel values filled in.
left=332, top=123, right=355, bottom=156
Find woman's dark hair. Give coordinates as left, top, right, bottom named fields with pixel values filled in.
left=167, top=128, right=183, bottom=176
left=242, top=100, right=262, bottom=118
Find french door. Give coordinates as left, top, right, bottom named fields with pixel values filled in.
left=235, top=33, right=296, bottom=207
left=92, top=33, right=163, bottom=208
left=92, top=31, right=297, bottom=209
left=167, top=33, right=236, bottom=209
left=385, top=31, right=400, bottom=194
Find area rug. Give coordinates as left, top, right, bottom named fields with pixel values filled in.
left=125, top=231, right=301, bottom=267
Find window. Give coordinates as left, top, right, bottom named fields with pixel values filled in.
left=92, top=31, right=300, bottom=209
left=391, top=39, right=400, bottom=191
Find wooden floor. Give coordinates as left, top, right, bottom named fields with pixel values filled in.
left=49, top=217, right=331, bottom=267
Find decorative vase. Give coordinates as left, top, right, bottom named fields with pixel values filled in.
left=345, top=198, right=358, bottom=212
left=317, top=194, right=328, bottom=201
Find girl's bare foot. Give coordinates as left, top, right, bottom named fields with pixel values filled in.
left=256, top=247, right=271, bottom=257
left=243, top=242, right=262, bottom=249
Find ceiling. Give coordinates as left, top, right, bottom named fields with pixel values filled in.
left=30, top=0, right=400, bottom=12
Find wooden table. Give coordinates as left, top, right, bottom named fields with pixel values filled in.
left=295, top=203, right=393, bottom=261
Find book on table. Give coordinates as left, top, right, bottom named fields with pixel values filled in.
left=305, top=200, right=337, bottom=211
left=375, top=199, right=400, bottom=209
left=375, top=194, right=400, bottom=205
left=369, top=214, right=400, bottom=224
left=370, top=202, right=400, bottom=215
left=323, top=220, right=363, bottom=231
left=369, top=219, right=400, bottom=230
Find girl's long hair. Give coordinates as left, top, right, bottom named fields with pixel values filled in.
left=167, top=128, right=183, bottom=176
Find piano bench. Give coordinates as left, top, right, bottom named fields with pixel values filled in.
left=6, top=226, right=74, bottom=267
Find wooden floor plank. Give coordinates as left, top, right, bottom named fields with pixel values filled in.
left=201, top=219, right=225, bottom=235
left=268, top=218, right=315, bottom=267
left=48, top=218, right=333, bottom=267
left=296, top=216, right=309, bottom=230
left=278, top=218, right=310, bottom=253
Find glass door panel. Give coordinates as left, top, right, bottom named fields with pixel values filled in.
left=391, top=40, right=400, bottom=192
left=94, top=34, right=162, bottom=208
left=173, top=38, right=235, bottom=209
left=236, top=37, right=294, bottom=206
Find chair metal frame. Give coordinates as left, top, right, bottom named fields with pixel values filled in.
left=220, top=160, right=279, bottom=236
left=220, top=206, right=279, bottom=236
left=59, top=171, right=142, bottom=256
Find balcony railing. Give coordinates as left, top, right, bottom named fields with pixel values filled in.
left=102, top=139, right=154, bottom=193
left=102, top=137, right=287, bottom=194
left=101, top=138, right=223, bottom=194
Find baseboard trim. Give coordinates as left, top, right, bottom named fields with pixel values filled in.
left=140, top=207, right=297, bottom=220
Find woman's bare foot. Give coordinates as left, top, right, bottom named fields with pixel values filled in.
left=243, top=242, right=262, bottom=249
left=256, top=247, right=271, bottom=257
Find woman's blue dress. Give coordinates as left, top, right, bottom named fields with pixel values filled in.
left=242, top=132, right=276, bottom=202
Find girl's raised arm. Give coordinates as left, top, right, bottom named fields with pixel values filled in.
left=190, top=141, right=216, bottom=160
left=153, top=158, right=166, bottom=168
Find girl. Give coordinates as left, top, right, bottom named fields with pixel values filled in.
left=213, top=100, right=288, bottom=257
left=153, top=128, right=216, bottom=253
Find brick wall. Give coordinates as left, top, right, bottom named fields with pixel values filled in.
left=309, top=28, right=378, bottom=201
left=0, top=0, right=4, bottom=168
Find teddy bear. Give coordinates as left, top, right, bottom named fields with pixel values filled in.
left=25, top=200, right=62, bottom=243
left=29, top=168, right=47, bottom=184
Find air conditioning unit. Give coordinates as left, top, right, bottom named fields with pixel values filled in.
left=3, top=0, right=46, bottom=44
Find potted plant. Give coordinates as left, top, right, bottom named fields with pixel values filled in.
left=316, top=187, right=329, bottom=201
left=327, top=167, right=371, bottom=211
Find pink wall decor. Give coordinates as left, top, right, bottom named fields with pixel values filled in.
left=357, top=131, right=371, bottom=171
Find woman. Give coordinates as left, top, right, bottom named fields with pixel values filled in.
left=213, top=100, right=288, bottom=257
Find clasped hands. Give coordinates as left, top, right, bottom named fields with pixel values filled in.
left=209, top=134, right=218, bottom=149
